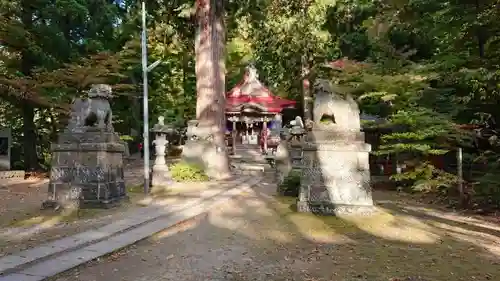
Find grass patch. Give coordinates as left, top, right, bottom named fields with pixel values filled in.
left=272, top=196, right=359, bottom=235
left=278, top=171, right=301, bottom=197
left=127, top=184, right=144, bottom=193
left=272, top=194, right=441, bottom=244
left=170, top=161, right=209, bottom=182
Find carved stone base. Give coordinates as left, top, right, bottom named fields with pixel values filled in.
left=296, top=200, right=377, bottom=216
left=43, top=139, right=128, bottom=210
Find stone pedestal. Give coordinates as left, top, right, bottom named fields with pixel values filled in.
left=43, top=130, right=128, bottom=209
left=297, top=128, right=374, bottom=215
left=289, top=142, right=303, bottom=170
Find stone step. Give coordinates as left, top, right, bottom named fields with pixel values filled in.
left=231, top=161, right=272, bottom=176
left=232, top=162, right=266, bottom=171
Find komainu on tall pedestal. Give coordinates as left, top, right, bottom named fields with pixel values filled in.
left=297, top=79, right=374, bottom=216
left=43, top=84, right=128, bottom=210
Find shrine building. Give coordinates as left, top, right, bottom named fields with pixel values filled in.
left=225, top=65, right=296, bottom=149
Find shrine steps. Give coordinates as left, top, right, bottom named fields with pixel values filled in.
left=232, top=145, right=265, bottom=160
left=230, top=145, right=272, bottom=176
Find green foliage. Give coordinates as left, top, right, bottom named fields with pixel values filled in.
left=391, top=162, right=458, bottom=193
left=127, top=184, right=144, bottom=194
left=467, top=151, right=500, bottom=208
left=170, top=162, right=209, bottom=182
left=120, top=135, right=134, bottom=142
left=317, top=0, right=500, bottom=209
left=332, top=60, right=469, bottom=193
left=278, top=170, right=301, bottom=197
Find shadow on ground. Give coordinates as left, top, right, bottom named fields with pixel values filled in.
left=51, top=176, right=500, bottom=281
left=0, top=157, right=226, bottom=256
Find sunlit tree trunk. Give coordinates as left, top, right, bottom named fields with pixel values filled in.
left=194, top=0, right=230, bottom=179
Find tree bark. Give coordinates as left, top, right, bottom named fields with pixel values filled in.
left=474, top=0, right=485, bottom=58
left=301, top=2, right=313, bottom=123
left=21, top=0, right=40, bottom=172
left=194, top=0, right=230, bottom=179
left=301, top=54, right=312, bottom=122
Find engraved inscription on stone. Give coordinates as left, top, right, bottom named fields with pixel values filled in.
left=67, top=186, right=82, bottom=200
left=51, top=167, right=74, bottom=182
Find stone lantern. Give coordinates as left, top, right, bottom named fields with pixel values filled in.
left=273, top=116, right=306, bottom=188
left=288, top=116, right=306, bottom=170
left=151, top=116, right=174, bottom=187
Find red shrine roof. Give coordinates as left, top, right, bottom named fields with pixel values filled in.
left=226, top=65, right=296, bottom=113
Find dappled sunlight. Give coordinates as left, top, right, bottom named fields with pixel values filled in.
left=260, top=196, right=355, bottom=243
left=46, top=181, right=500, bottom=281
left=429, top=221, right=500, bottom=257
left=377, top=198, right=500, bottom=258
left=263, top=229, right=296, bottom=243
left=0, top=209, right=97, bottom=239
left=209, top=196, right=300, bottom=244
left=283, top=211, right=356, bottom=243
left=0, top=216, right=64, bottom=241
left=270, top=195, right=438, bottom=244
left=150, top=214, right=203, bottom=241
left=402, top=205, right=500, bottom=232
left=340, top=208, right=440, bottom=244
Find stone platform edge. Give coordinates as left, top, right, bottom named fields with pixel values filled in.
left=0, top=176, right=260, bottom=281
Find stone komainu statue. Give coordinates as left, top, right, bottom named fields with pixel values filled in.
left=312, top=79, right=361, bottom=131
left=67, top=84, right=113, bottom=132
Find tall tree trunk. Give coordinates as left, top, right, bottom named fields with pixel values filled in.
left=301, top=54, right=312, bottom=122
left=182, top=50, right=190, bottom=120
left=21, top=0, right=40, bottom=172
left=194, top=0, right=230, bottom=179
left=301, top=2, right=313, bottom=123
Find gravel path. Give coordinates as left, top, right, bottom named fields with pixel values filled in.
left=51, top=177, right=318, bottom=281
left=51, top=178, right=500, bottom=281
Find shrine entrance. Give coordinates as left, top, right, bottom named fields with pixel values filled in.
left=225, top=65, right=296, bottom=153
left=227, top=113, right=273, bottom=146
